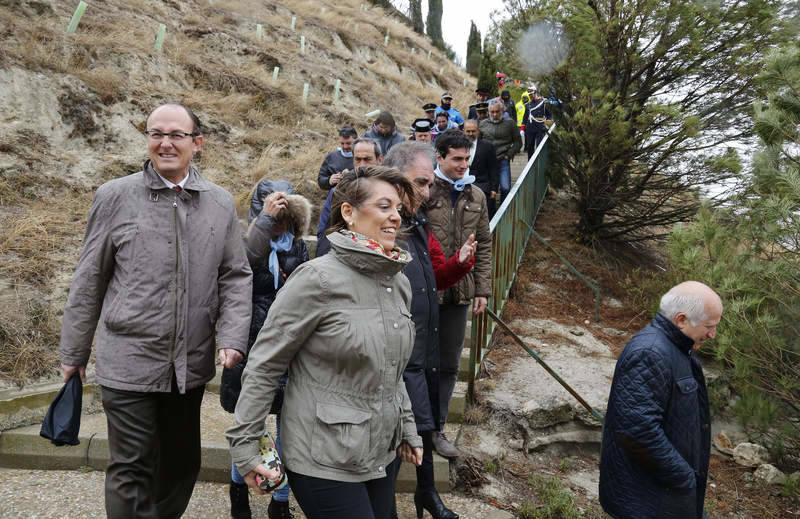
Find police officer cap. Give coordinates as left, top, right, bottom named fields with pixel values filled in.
left=422, top=103, right=437, bottom=111
left=476, top=102, right=489, bottom=111
left=475, top=87, right=490, bottom=94
left=411, top=118, right=433, bottom=133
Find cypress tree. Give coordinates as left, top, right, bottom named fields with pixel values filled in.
left=409, top=0, right=423, bottom=34
left=477, top=39, right=498, bottom=97
left=426, top=0, right=444, bottom=48
left=466, top=21, right=482, bottom=76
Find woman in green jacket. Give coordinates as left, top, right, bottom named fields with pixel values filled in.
left=227, top=166, right=423, bottom=519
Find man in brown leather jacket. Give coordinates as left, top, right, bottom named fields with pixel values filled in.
left=424, top=129, right=492, bottom=458
left=59, top=103, right=252, bottom=519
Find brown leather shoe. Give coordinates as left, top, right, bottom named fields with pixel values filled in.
left=431, top=430, right=459, bottom=458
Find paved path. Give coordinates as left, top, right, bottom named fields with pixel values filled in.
left=0, top=467, right=506, bottom=519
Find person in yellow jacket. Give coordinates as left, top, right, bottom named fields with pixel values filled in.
left=516, top=92, right=530, bottom=129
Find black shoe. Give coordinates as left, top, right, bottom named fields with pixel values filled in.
left=268, top=498, right=293, bottom=519
left=229, top=482, right=252, bottom=519
left=414, top=489, right=459, bottom=519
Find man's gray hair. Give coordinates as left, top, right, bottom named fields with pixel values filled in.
left=488, top=99, right=505, bottom=110
left=659, top=288, right=707, bottom=325
left=383, top=141, right=435, bottom=172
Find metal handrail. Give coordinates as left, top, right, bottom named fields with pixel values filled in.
left=467, top=125, right=553, bottom=399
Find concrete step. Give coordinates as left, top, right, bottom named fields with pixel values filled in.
left=458, top=346, right=471, bottom=382
left=0, top=386, right=453, bottom=492
left=447, top=381, right=468, bottom=425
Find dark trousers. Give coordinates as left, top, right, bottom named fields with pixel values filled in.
left=526, top=130, right=546, bottom=159
left=101, top=379, right=205, bottom=519
left=288, top=458, right=401, bottom=519
left=438, top=303, right=469, bottom=426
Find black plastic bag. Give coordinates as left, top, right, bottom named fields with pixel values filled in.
left=40, top=373, right=83, bottom=446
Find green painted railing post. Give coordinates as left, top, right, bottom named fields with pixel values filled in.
left=154, top=24, right=166, bottom=52
left=66, top=1, right=88, bottom=34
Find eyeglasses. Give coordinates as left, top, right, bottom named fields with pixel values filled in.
left=144, top=130, right=197, bottom=141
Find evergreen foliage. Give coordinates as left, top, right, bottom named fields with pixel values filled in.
left=466, top=21, right=482, bottom=76
left=666, top=41, right=800, bottom=466
left=426, top=0, right=444, bottom=48
left=477, top=39, right=499, bottom=97
left=409, top=0, right=424, bottom=34
left=492, top=0, right=789, bottom=243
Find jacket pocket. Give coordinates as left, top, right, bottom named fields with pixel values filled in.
left=674, top=376, right=699, bottom=413
left=103, top=286, right=131, bottom=333
left=311, top=402, right=372, bottom=472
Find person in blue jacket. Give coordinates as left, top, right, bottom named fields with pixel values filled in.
left=434, top=92, right=464, bottom=128
left=600, top=281, right=722, bottom=519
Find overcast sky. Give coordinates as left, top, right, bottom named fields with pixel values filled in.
left=421, top=0, right=509, bottom=65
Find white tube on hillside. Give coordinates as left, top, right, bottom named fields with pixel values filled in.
left=333, top=79, right=341, bottom=102
left=66, top=1, right=88, bottom=34
left=154, top=24, right=166, bottom=52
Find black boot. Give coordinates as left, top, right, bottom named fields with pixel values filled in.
left=415, top=432, right=458, bottom=519
left=414, top=489, right=459, bottom=519
left=229, top=482, right=252, bottom=519
left=268, top=498, right=293, bottom=519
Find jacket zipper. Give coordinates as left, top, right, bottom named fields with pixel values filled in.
left=171, top=196, right=179, bottom=366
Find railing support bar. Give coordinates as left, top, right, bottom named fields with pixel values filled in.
left=520, top=221, right=601, bottom=322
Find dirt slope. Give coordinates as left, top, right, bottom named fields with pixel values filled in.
left=0, top=0, right=475, bottom=384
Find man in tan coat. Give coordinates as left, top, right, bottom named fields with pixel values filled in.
left=425, top=129, right=492, bottom=458
left=59, top=103, right=252, bottom=519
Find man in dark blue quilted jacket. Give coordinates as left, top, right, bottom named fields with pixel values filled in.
left=600, top=281, right=722, bottom=519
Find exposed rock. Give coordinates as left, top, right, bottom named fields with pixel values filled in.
left=566, top=470, right=600, bottom=500
left=485, top=318, right=613, bottom=432
left=713, top=429, right=747, bottom=456
left=733, top=442, right=770, bottom=467
left=754, top=464, right=786, bottom=485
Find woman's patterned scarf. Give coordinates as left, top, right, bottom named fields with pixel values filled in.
left=342, top=230, right=410, bottom=262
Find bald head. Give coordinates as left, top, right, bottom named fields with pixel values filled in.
left=660, top=281, right=722, bottom=349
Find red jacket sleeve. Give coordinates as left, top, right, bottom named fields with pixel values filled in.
left=428, top=228, right=474, bottom=290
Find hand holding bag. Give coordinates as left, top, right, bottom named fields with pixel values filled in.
left=39, top=372, right=83, bottom=446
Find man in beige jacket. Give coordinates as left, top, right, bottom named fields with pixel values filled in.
left=59, top=103, right=252, bottom=519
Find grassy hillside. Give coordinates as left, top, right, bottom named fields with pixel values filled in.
left=0, top=0, right=475, bottom=384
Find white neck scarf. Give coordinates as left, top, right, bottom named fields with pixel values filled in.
left=435, top=166, right=475, bottom=191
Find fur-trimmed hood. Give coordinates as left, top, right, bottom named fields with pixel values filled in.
left=248, top=179, right=312, bottom=237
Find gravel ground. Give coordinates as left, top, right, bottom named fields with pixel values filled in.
left=0, top=468, right=500, bottom=519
